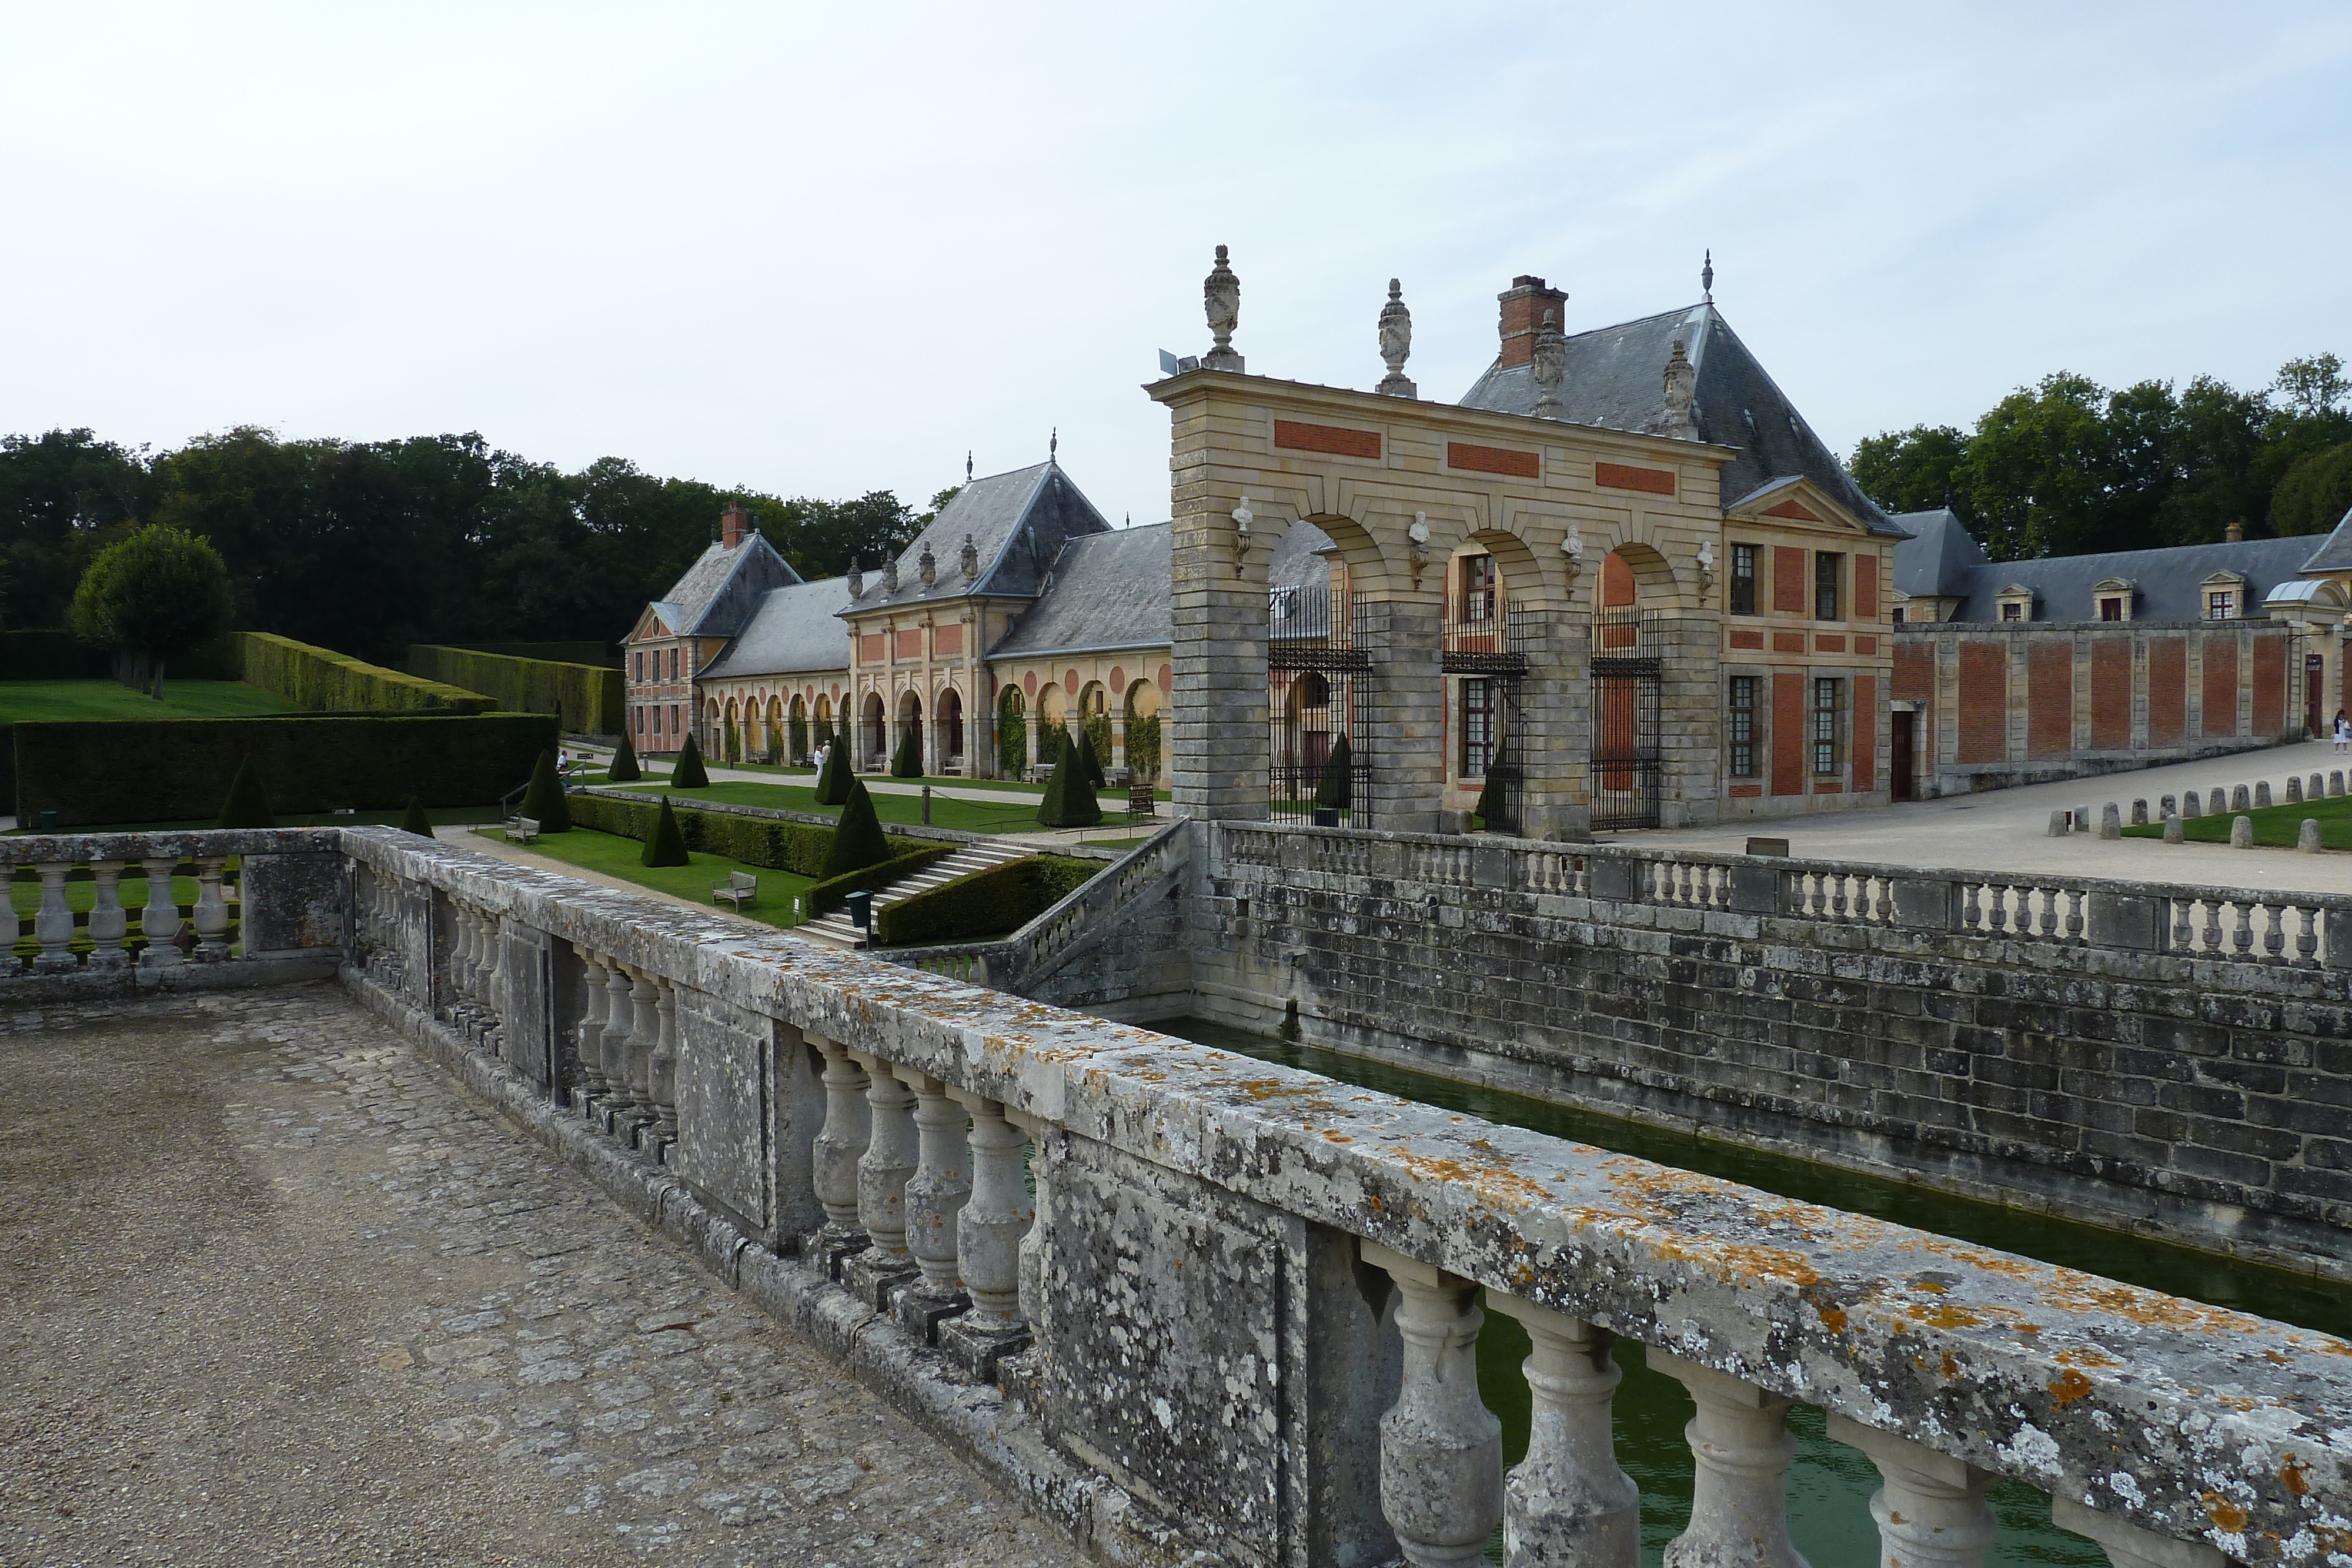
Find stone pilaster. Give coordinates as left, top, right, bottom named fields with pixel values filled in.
left=1516, top=618, right=1591, bottom=840
left=1365, top=596, right=1444, bottom=834
left=1169, top=436, right=1269, bottom=822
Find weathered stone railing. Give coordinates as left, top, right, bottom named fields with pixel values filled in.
left=318, top=827, right=2343, bottom=1567
left=2, top=829, right=345, bottom=989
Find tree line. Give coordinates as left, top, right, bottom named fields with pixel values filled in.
left=1851, top=353, right=2352, bottom=561
left=0, top=426, right=948, bottom=663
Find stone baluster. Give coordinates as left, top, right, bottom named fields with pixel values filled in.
left=850, top=1053, right=919, bottom=1259
left=808, top=1036, right=872, bottom=1264
left=1007, top=1108, right=1053, bottom=1343
left=139, top=855, right=182, bottom=967
left=626, top=968, right=661, bottom=1134
left=2200, top=898, right=2223, bottom=955
left=192, top=858, right=231, bottom=959
left=1361, top=1241, right=1504, bottom=1567
left=952, top=1093, right=1030, bottom=1328
left=648, top=979, right=680, bottom=1149
left=2230, top=902, right=2254, bottom=955
left=904, top=1074, right=972, bottom=1299
left=2298, top=905, right=2320, bottom=963
left=32, top=862, right=76, bottom=972
left=1648, top=1349, right=1805, bottom=1568
left=1825, top=1413, right=1996, bottom=1567
left=2263, top=903, right=2286, bottom=959
left=2066, top=887, right=2086, bottom=940
left=2169, top=897, right=2195, bottom=952
left=599, top=961, right=636, bottom=1112
left=85, top=860, right=129, bottom=969
left=1485, top=1293, right=1638, bottom=1567
left=2050, top=1497, right=2226, bottom=1568
left=572, top=949, right=610, bottom=1098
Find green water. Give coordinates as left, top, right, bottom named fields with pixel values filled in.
left=1163, top=1018, right=2352, bottom=1567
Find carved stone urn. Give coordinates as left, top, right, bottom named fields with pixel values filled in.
left=918, top=546, right=937, bottom=589
left=1532, top=309, right=1567, bottom=419
left=1377, top=279, right=1415, bottom=397
left=1203, top=244, right=1243, bottom=372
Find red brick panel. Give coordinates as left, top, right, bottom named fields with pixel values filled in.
left=1773, top=547, right=1806, bottom=615
left=2252, top=634, right=2286, bottom=735
left=1594, top=461, right=1675, bottom=495
left=1853, top=674, right=1877, bottom=793
left=2147, top=637, right=2185, bottom=745
left=1772, top=674, right=1804, bottom=795
left=2027, top=638, right=2073, bottom=758
left=858, top=633, right=885, bottom=666
left=1855, top=636, right=1877, bottom=655
left=1448, top=442, right=1540, bottom=478
left=1956, top=641, right=2006, bottom=764
left=2090, top=638, right=2132, bottom=751
left=1816, top=634, right=1847, bottom=653
left=1763, top=498, right=1821, bottom=520
left=2203, top=634, right=2239, bottom=737
left=1772, top=631, right=1808, bottom=653
left=896, top=629, right=923, bottom=660
left=1853, top=553, right=1879, bottom=622
left=1893, top=639, right=1933, bottom=703
left=1273, top=420, right=1381, bottom=459
left=1729, top=629, right=1765, bottom=650
left=934, top=623, right=963, bottom=657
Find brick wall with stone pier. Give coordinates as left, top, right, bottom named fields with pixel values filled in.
left=9, top=827, right=2344, bottom=1564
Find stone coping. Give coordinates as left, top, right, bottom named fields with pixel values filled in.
left=342, top=824, right=2349, bottom=1557
left=0, top=828, right=343, bottom=865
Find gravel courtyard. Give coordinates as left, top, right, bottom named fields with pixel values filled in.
left=0, top=984, right=1084, bottom=1568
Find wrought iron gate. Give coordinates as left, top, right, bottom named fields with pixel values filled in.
left=1269, top=584, right=1371, bottom=826
left=1590, top=609, right=1662, bottom=830
left=1444, top=597, right=1529, bottom=834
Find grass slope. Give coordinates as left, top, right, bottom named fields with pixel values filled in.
left=0, top=680, right=298, bottom=723
left=490, top=826, right=817, bottom=928
left=2123, top=787, right=2352, bottom=850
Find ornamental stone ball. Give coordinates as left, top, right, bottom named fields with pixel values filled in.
left=1532, top=308, right=1568, bottom=419
left=1203, top=244, right=1243, bottom=371
left=1377, top=279, right=1416, bottom=398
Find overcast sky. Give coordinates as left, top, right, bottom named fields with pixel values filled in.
left=4, top=3, right=2347, bottom=530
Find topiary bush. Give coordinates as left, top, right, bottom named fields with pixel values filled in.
left=890, top=723, right=922, bottom=778
left=997, top=701, right=1026, bottom=777
left=1074, top=723, right=1105, bottom=789
left=813, top=717, right=851, bottom=805
left=1035, top=730, right=1102, bottom=828
left=1125, top=713, right=1160, bottom=783
left=519, top=748, right=572, bottom=831
left=607, top=728, right=642, bottom=783
left=569, top=790, right=928, bottom=883
left=641, top=795, right=690, bottom=867
left=821, top=776, right=893, bottom=879
left=400, top=796, right=435, bottom=837
left=1083, top=712, right=1112, bottom=781
left=406, top=644, right=622, bottom=733
left=672, top=731, right=710, bottom=788
left=873, top=854, right=1100, bottom=946
left=1314, top=735, right=1354, bottom=811
left=1472, top=765, right=1505, bottom=832
left=215, top=754, right=276, bottom=828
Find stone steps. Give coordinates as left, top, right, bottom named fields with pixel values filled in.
left=800, top=838, right=1031, bottom=948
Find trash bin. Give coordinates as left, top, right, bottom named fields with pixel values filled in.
left=36, top=809, right=59, bottom=832
left=1312, top=807, right=1339, bottom=828
left=844, top=890, right=874, bottom=942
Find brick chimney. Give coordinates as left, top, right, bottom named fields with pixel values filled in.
left=721, top=505, right=750, bottom=549
left=2225, top=518, right=2244, bottom=543
left=1496, top=275, right=1569, bottom=369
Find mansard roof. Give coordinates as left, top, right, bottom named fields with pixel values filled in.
left=1939, top=533, right=2328, bottom=622
left=2298, top=501, right=2352, bottom=574
left=699, top=576, right=853, bottom=680
left=1456, top=303, right=1902, bottom=537
left=843, top=460, right=1111, bottom=616
left=1890, top=507, right=1989, bottom=600
left=990, top=524, right=1172, bottom=658
left=642, top=530, right=801, bottom=640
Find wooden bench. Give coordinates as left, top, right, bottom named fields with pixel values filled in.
left=510, top=817, right=542, bottom=845
left=712, top=870, right=757, bottom=911
left=1128, top=784, right=1156, bottom=820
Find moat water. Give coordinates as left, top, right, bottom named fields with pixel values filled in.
left=1164, top=1018, right=2352, bottom=1567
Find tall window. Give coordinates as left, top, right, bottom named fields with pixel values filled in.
left=2100, top=597, right=2124, bottom=621
left=634, top=706, right=644, bottom=735
left=1460, top=678, right=1494, bottom=776
left=2207, top=590, right=2236, bottom=620
left=1814, top=553, right=1842, bottom=621
left=1729, top=543, right=1757, bottom=616
left=634, top=651, right=644, bottom=681
left=668, top=703, right=679, bottom=736
left=667, top=647, right=679, bottom=679
left=2000, top=601, right=2024, bottom=621
left=1890, top=606, right=1907, bottom=624
left=1812, top=678, right=1841, bottom=775
left=1461, top=554, right=1497, bottom=620
left=1729, top=676, right=1757, bottom=777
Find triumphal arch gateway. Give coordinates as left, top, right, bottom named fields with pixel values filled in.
left=1151, top=254, right=1905, bottom=837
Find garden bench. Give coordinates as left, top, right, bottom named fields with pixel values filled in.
left=712, top=870, right=757, bottom=910
left=510, top=817, right=542, bottom=845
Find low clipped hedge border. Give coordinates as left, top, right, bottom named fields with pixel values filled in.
left=874, top=854, right=1100, bottom=947
left=567, top=793, right=932, bottom=904
left=13, top=713, right=557, bottom=826
left=806, top=847, right=957, bottom=918
left=244, top=632, right=493, bottom=713
left=410, top=645, right=624, bottom=735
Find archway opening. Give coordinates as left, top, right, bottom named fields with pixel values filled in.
left=1124, top=680, right=1162, bottom=784
left=1593, top=547, right=1661, bottom=827
left=937, top=688, right=965, bottom=769
left=997, top=686, right=1027, bottom=778
left=861, top=693, right=886, bottom=768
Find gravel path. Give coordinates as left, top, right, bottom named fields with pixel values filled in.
left=0, top=984, right=1085, bottom=1568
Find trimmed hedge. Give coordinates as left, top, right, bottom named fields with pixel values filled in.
left=409, top=644, right=624, bottom=734
left=455, top=640, right=620, bottom=668
left=2, top=629, right=111, bottom=678
left=874, top=854, right=1100, bottom=947
left=567, top=790, right=926, bottom=885
left=806, top=847, right=957, bottom=917
left=246, top=632, right=492, bottom=713
left=13, top=712, right=557, bottom=826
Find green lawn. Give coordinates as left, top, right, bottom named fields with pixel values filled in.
left=489, top=826, right=817, bottom=929
left=2123, top=787, right=2352, bottom=850
left=0, top=679, right=298, bottom=723
left=612, top=779, right=1065, bottom=835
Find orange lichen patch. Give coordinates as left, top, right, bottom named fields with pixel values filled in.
left=2202, top=1495, right=2250, bottom=1534
left=2048, top=1369, right=2094, bottom=1407
left=2053, top=1346, right=2121, bottom=1371
left=1895, top=1303, right=1987, bottom=1332
left=1941, top=1352, right=1960, bottom=1380
left=1320, top=1130, right=1353, bottom=1144
left=2036, top=1278, right=2297, bottom=1340
left=2280, top=1455, right=2309, bottom=1498
left=1391, top=1148, right=1558, bottom=1209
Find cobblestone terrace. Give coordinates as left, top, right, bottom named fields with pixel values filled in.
left=0, top=984, right=1085, bottom=1568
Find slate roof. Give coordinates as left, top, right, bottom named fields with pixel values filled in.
left=1457, top=303, right=1903, bottom=536
left=842, top=460, right=1111, bottom=616
left=640, top=531, right=801, bottom=640
left=1269, top=520, right=1335, bottom=593
left=990, top=524, right=1171, bottom=658
left=1890, top=508, right=1989, bottom=600
left=1940, top=533, right=2331, bottom=622
left=2298, top=502, right=2352, bottom=574
left=699, top=577, right=853, bottom=679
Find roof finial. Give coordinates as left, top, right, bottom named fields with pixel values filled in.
left=1702, top=248, right=1714, bottom=304
left=1377, top=278, right=1416, bottom=398
left=1203, top=243, right=1243, bottom=372
left=965, top=450, right=973, bottom=483
left=1050, top=427, right=1058, bottom=461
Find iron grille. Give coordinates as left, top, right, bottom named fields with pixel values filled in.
left=1268, top=585, right=1371, bottom=671
left=1269, top=666, right=1368, bottom=828
left=1442, top=595, right=1532, bottom=675
left=1591, top=610, right=1662, bottom=830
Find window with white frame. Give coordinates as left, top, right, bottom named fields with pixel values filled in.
left=1812, top=677, right=1842, bottom=775
left=1460, top=678, right=1494, bottom=776
left=1729, top=676, right=1758, bottom=777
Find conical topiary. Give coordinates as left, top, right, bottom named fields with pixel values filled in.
left=1073, top=722, right=1105, bottom=788
left=821, top=776, right=893, bottom=879
left=215, top=754, right=276, bottom=828
left=671, top=731, right=710, bottom=788
left=890, top=723, right=923, bottom=778
left=519, top=749, right=572, bottom=831
left=641, top=795, right=690, bottom=867
left=1314, top=735, right=1353, bottom=811
left=1473, top=766, right=1505, bottom=831
left=813, top=716, right=852, bottom=805
left=400, top=796, right=435, bottom=838
left=1035, top=728, right=1102, bottom=828
left=608, top=728, right=642, bottom=783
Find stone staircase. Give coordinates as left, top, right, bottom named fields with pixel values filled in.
left=799, top=838, right=1032, bottom=948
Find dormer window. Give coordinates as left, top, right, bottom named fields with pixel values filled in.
left=2092, top=577, right=2135, bottom=623
left=2201, top=570, right=2247, bottom=621
left=1994, top=583, right=2034, bottom=622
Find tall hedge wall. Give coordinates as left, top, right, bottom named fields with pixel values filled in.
left=874, top=855, right=1100, bottom=947
left=409, top=645, right=624, bottom=735
left=2, top=629, right=112, bottom=678
left=568, top=792, right=924, bottom=877
left=457, top=640, right=620, bottom=668
left=245, top=632, right=493, bottom=713
left=13, top=713, right=556, bottom=826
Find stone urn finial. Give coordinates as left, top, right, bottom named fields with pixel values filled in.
left=847, top=556, right=864, bottom=597
left=1532, top=308, right=1567, bottom=419
left=1203, top=244, right=1244, bottom=372
left=1663, top=338, right=1698, bottom=439
left=1377, top=278, right=1415, bottom=397
left=960, top=533, right=979, bottom=582
left=918, top=544, right=937, bottom=589
left=882, top=555, right=900, bottom=593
